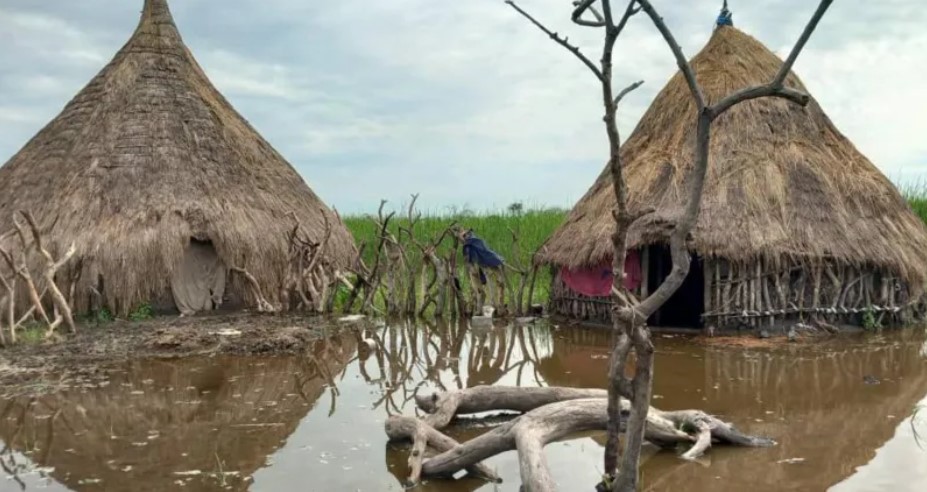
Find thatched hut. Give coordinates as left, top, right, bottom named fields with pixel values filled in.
left=538, top=25, right=927, bottom=329
left=0, top=0, right=355, bottom=316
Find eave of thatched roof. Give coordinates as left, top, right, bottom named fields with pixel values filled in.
left=537, top=26, right=927, bottom=287
left=0, top=0, right=356, bottom=314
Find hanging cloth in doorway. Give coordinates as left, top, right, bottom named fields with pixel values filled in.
left=560, top=250, right=642, bottom=297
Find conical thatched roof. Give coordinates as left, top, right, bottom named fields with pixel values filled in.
left=0, top=0, right=355, bottom=313
left=538, top=26, right=927, bottom=286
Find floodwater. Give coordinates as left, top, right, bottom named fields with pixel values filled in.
left=1, top=321, right=926, bottom=492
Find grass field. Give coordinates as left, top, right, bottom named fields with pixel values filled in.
left=903, top=183, right=927, bottom=225
left=343, top=206, right=566, bottom=307
left=342, top=192, right=927, bottom=308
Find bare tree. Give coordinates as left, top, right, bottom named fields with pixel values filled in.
left=0, top=211, right=77, bottom=341
left=505, top=1, right=833, bottom=490
left=380, top=2, right=836, bottom=490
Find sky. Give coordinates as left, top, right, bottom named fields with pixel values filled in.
left=0, top=0, right=925, bottom=214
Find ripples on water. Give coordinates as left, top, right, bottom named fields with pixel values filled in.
left=1, top=321, right=926, bottom=491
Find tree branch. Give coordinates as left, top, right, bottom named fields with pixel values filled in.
left=608, top=0, right=641, bottom=37
left=572, top=0, right=607, bottom=27
left=614, top=80, right=644, bottom=106
left=710, top=85, right=809, bottom=119
left=505, top=0, right=605, bottom=82
left=709, top=0, right=833, bottom=119
left=634, top=0, right=706, bottom=110
left=774, top=0, right=834, bottom=86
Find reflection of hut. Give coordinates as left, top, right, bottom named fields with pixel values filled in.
left=0, top=333, right=356, bottom=491
left=0, top=0, right=355, bottom=317
left=536, top=330, right=927, bottom=490
left=536, top=327, right=612, bottom=388
left=537, top=24, right=927, bottom=329
left=640, top=335, right=927, bottom=491
left=536, top=328, right=706, bottom=403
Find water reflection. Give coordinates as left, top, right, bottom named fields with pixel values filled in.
left=0, top=332, right=356, bottom=491
left=356, top=321, right=550, bottom=417
left=0, top=322, right=925, bottom=491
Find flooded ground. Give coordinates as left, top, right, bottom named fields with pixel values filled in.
left=1, top=320, right=926, bottom=491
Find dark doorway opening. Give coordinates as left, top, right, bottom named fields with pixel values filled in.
left=645, top=244, right=704, bottom=328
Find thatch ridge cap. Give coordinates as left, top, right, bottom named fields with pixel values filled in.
left=141, top=0, right=177, bottom=29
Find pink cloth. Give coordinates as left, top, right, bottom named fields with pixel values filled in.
left=624, top=250, right=642, bottom=291
left=561, top=250, right=642, bottom=297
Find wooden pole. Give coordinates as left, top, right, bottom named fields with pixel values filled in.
left=703, top=257, right=712, bottom=321
left=812, top=264, right=822, bottom=311
left=752, top=262, right=760, bottom=327
left=641, top=247, right=650, bottom=298
left=721, top=261, right=732, bottom=315
left=713, top=260, right=721, bottom=319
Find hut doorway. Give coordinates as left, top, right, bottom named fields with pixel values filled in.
left=170, top=239, right=227, bottom=316
left=644, top=245, right=704, bottom=328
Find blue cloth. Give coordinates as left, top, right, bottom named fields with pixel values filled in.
left=716, top=8, right=733, bottom=27
left=462, top=233, right=504, bottom=268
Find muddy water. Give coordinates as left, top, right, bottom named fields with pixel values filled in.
left=1, top=322, right=926, bottom=492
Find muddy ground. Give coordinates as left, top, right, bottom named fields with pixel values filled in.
left=0, top=312, right=365, bottom=397
left=0, top=312, right=827, bottom=397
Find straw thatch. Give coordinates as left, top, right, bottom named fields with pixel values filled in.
left=538, top=26, right=927, bottom=289
left=0, top=0, right=355, bottom=315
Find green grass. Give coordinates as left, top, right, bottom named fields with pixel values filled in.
left=80, top=308, right=115, bottom=325
left=902, top=182, right=927, bottom=225
left=343, top=205, right=566, bottom=309
left=128, top=303, right=154, bottom=322
left=18, top=322, right=46, bottom=344
left=342, top=193, right=927, bottom=310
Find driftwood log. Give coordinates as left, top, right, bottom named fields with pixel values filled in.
left=385, top=386, right=773, bottom=491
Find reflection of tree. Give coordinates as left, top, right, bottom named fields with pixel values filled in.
left=294, top=331, right=356, bottom=417
left=0, top=332, right=356, bottom=491
left=360, top=319, right=552, bottom=416
left=467, top=322, right=546, bottom=388
left=530, top=329, right=927, bottom=491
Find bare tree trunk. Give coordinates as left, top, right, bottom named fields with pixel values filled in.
left=508, top=0, right=833, bottom=490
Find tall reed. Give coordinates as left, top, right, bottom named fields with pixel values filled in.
left=343, top=206, right=566, bottom=307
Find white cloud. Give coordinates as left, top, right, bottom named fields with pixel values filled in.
left=798, top=29, right=927, bottom=172
left=0, top=106, right=45, bottom=124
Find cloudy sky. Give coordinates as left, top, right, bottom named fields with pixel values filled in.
left=1, top=0, right=925, bottom=214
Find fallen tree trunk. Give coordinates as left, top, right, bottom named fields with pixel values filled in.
left=385, top=386, right=774, bottom=491
left=384, top=416, right=501, bottom=484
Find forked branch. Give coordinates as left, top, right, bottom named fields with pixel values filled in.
left=571, top=0, right=607, bottom=27
left=505, top=1, right=605, bottom=81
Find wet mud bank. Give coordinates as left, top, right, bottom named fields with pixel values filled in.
left=0, top=313, right=358, bottom=397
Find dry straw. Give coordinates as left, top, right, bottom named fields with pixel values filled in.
left=0, top=0, right=355, bottom=315
left=538, top=27, right=927, bottom=288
